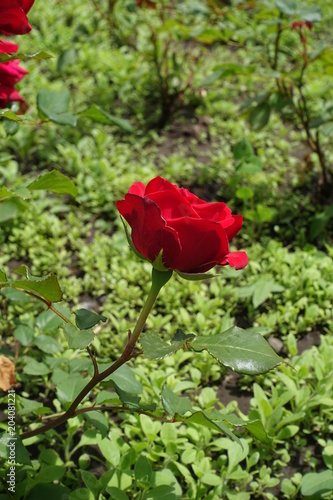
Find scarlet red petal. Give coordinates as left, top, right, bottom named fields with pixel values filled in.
left=19, top=0, right=35, bottom=14
left=148, top=190, right=199, bottom=219
left=128, top=182, right=146, bottom=196
left=223, top=215, right=243, bottom=241
left=220, top=252, right=248, bottom=270
left=166, top=217, right=229, bottom=273
left=116, top=194, right=181, bottom=264
left=192, top=201, right=231, bottom=222
left=0, top=40, right=19, bottom=54
left=0, top=1, right=32, bottom=35
left=145, top=176, right=178, bottom=195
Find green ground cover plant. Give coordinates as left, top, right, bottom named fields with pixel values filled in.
left=0, top=0, right=333, bottom=498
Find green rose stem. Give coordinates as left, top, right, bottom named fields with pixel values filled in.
left=19, top=268, right=173, bottom=440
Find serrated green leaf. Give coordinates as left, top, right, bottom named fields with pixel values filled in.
left=78, top=105, right=133, bottom=132
left=75, top=308, right=107, bottom=329
left=191, top=327, right=282, bottom=374
left=141, top=332, right=188, bottom=360
left=18, top=396, right=43, bottom=417
left=161, top=385, right=193, bottom=416
left=0, top=109, right=22, bottom=122
left=0, top=50, right=52, bottom=63
left=28, top=170, right=77, bottom=197
left=63, top=323, right=94, bottom=349
left=37, top=89, right=77, bottom=126
left=11, top=268, right=62, bottom=303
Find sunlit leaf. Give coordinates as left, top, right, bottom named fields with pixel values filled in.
left=28, top=170, right=78, bottom=197
left=191, top=327, right=283, bottom=374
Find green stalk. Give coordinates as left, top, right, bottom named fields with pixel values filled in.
left=20, top=268, right=173, bottom=440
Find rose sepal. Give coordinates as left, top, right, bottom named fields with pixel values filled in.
left=152, top=250, right=170, bottom=272
left=176, top=270, right=216, bottom=281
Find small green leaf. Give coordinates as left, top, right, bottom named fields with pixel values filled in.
left=14, top=324, right=34, bottom=345
left=135, top=455, right=153, bottom=483
left=0, top=109, right=22, bottom=122
left=161, top=385, right=193, bottom=416
left=0, top=434, right=31, bottom=465
left=233, top=140, right=254, bottom=161
left=84, top=411, right=109, bottom=438
left=37, top=89, right=77, bottom=126
left=18, top=397, right=43, bottom=417
left=11, top=267, right=63, bottom=303
left=274, top=0, right=296, bottom=15
left=0, top=268, right=7, bottom=284
left=75, top=309, right=107, bottom=329
left=78, top=105, right=133, bottom=132
left=56, top=373, right=87, bottom=404
left=104, top=364, right=142, bottom=394
left=236, top=187, right=254, bottom=201
left=57, top=48, right=78, bottom=73
left=141, top=332, right=189, bottom=360
left=63, top=323, right=94, bottom=349
left=183, top=411, right=240, bottom=442
left=25, top=484, right=70, bottom=499
left=249, top=103, right=271, bottom=131
left=301, top=470, right=333, bottom=497
left=34, top=334, right=63, bottom=354
left=191, top=327, right=283, bottom=374
left=252, top=277, right=285, bottom=308
left=23, top=359, right=50, bottom=376
left=0, top=199, right=20, bottom=222
left=28, top=170, right=78, bottom=197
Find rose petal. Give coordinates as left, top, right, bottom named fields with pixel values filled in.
left=166, top=217, right=229, bottom=273
left=0, top=0, right=34, bottom=35
left=116, top=194, right=181, bottom=264
left=223, top=215, right=243, bottom=240
left=220, top=251, right=248, bottom=270
left=145, top=176, right=178, bottom=195
left=148, top=189, right=199, bottom=219
left=128, top=182, right=146, bottom=196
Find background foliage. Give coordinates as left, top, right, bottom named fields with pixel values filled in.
left=0, top=0, right=333, bottom=498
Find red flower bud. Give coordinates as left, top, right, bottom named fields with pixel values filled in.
left=117, top=176, right=248, bottom=274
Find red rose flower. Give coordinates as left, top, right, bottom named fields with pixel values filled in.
left=117, top=176, right=248, bottom=274
left=0, top=40, right=28, bottom=109
left=0, top=0, right=35, bottom=36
